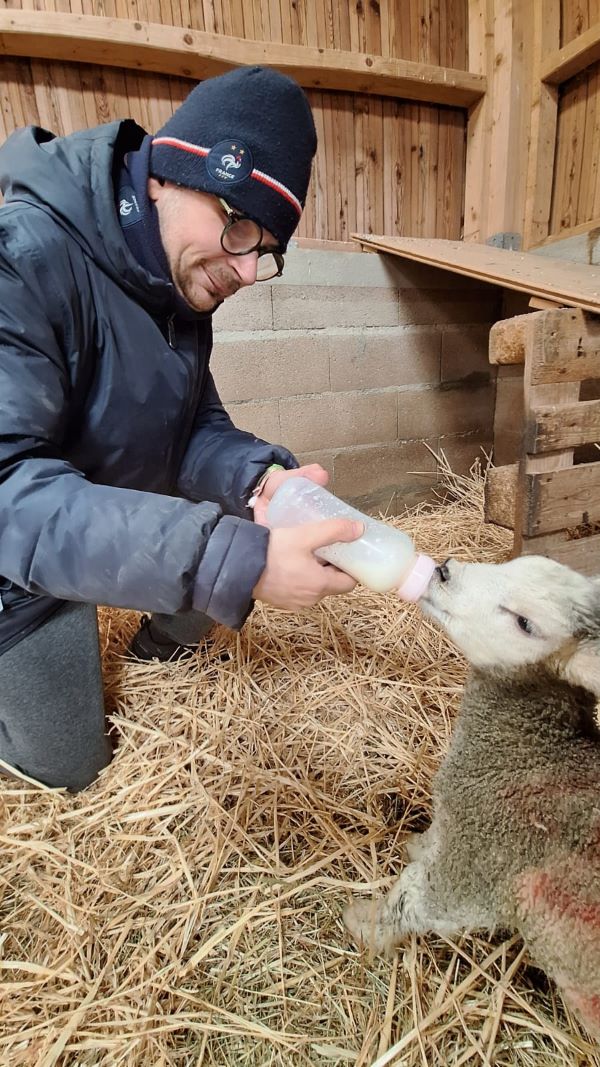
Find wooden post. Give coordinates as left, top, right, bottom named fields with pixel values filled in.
left=463, top=0, right=494, bottom=242
left=522, top=0, right=561, bottom=249
left=464, top=1, right=533, bottom=245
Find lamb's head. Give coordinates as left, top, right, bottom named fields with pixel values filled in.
left=420, top=555, right=600, bottom=692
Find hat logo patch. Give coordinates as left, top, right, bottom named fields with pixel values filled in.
left=207, top=139, right=253, bottom=185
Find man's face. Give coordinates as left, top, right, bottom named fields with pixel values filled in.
left=147, top=179, right=278, bottom=313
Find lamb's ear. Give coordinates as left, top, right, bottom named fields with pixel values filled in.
left=561, top=638, right=600, bottom=697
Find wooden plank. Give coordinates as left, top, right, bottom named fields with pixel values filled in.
left=527, top=307, right=600, bottom=384
left=542, top=20, right=600, bottom=84
left=576, top=62, right=598, bottom=226
left=484, top=463, right=518, bottom=528
left=0, top=10, right=487, bottom=107
left=311, top=90, right=327, bottom=241
left=560, top=0, right=589, bottom=49
left=528, top=296, right=566, bottom=310
left=351, top=235, right=600, bottom=314
left=519, top=529, right=600, bottom=573
left=513, top=311, right=580, bottom=549
left=439, top=108, right=465, bottom=240
left=551, top=70, right=587, bottom=233
left=526, top=397, right=600, bottom=452
left=486, top=0, right=516, bottom=241
left=488, top=313, right=529, bottom=365
left=524, top=461, right=600, bottom=535
left=463, top=0, right=494, bottom=242
left=523, top=0, right=560, bottom=249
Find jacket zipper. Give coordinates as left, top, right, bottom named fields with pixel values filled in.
left=167, top=314, right=176, bottom=349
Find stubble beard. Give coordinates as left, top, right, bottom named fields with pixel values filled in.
left=172, top=258, right=240, bottom=314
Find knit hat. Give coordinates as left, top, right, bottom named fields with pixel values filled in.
left=149, top=66, right=317, bottom=251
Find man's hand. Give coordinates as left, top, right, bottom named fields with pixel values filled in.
left=252, top=463, right=328, bottom=527
left=252, top=518, right=362, bottom=610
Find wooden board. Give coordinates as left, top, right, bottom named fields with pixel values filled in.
left=526, top=398, right=600, bottom=452
left=524, top=461, right=600, bottom=536
left=351, top=234, right=600, bottom=314
left=542, top=21, right=600, bottom=84
left=0, top=10, right=485, bottom=108
left=524, top=0, right=560, bottom=248
left=519, top=529, right=600, bottom=573
left=527, top=307, right=600, bottom=384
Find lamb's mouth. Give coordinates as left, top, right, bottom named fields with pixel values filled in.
left=419, top=597, right=451, bottom=627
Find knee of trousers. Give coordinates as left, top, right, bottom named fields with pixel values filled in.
left=5, top=738, right=115, bottom=794
left=64, top=745, right=113, bottom=793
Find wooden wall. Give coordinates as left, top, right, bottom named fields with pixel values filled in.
left=548, top=1, right=600, bottom=237
left=0, top=0, right=468, bottom=242
left=0, top=0, right=467, bottom=63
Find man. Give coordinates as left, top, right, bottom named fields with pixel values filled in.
left=0, top=66, right=360, bottom=791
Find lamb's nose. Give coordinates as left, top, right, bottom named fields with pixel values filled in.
left=437, top=560, right=451, bottom=583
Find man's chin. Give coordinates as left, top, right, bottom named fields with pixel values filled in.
left=178, top=284, right=224, bottom=314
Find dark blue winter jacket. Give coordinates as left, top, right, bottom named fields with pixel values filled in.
left=0, top=119, right=296, bottom=652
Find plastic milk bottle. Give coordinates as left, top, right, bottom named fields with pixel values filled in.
left=266, top=477, right=436, bottom=601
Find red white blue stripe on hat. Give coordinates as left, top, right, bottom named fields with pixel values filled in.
left=152, top=135, right=303, bottom=216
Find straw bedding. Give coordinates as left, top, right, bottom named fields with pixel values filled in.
left=1, top=461, right=599, bottom=1066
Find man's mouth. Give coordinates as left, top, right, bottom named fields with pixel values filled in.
left=204, top=271, right=239, bottom=300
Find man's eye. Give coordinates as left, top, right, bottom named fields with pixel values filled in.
left=517, top=615, right=533, bottom=634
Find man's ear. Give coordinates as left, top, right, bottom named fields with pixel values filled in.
left=147, top=176, right=164, bottom=203
left=561, top=638, right=600, bottom=697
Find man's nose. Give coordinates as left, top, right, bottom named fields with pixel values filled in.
left=232, top=252, right=259, bottom=286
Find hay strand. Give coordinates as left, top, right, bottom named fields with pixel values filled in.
left=1, top=462, right=598, bottom=1065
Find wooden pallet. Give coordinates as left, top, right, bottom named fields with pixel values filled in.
left=484, top=307, right=600, bottom=574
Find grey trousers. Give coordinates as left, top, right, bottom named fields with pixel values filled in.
left=0, top=602, right=214, bottom=792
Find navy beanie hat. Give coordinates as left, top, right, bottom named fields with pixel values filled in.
left=150, top=66, right=317, bottom=251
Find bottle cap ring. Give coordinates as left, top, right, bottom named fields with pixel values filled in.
left=396, top=554, right=436, bottom=602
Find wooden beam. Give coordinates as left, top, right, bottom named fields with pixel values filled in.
left=0, top=10, right=486, bottom=108
left=464, top=2, right=533, bottom=245
left=522, top=0, right=560, bottom=249
left=532, top=215, right=600, bottom=249
left=463, top=0, right=494, bottom=242
left=541, top=21, right=600, bottom=85
left=526, top=398, right=600, bottom=452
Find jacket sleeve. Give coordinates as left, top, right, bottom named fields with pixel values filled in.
left=177, top=371, right=298, bottom=518
left=0, top=244, right=266, bottom=629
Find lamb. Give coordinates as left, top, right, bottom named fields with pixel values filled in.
left=344, top=555, right=600, bottom=1040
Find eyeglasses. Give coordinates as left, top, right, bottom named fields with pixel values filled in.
left=218, top=198, right=284, bottom=282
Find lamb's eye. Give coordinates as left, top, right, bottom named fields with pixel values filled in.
left=517, top=615, right=533, bottom=634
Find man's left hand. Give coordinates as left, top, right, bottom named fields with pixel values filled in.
left=252, top=463, right=329, bottom=526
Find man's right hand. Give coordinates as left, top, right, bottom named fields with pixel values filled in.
left=252, top=518, right=362, bottom=610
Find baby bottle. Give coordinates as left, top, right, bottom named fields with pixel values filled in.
left=266, top=477, right=436, bottom=601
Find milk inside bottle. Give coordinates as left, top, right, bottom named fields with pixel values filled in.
left=266, top=477, right=436, bottom=600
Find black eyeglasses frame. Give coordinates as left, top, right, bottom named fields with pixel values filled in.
left=217, top=198, right=284, bottom=279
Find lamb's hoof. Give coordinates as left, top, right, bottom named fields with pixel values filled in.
left=343, top=899, right=386, bottom=952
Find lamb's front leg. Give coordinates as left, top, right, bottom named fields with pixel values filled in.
left=344, top=859, right=462, bottom=953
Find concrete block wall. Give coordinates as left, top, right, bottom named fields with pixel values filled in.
left=211, top=246, right=501, bottom=515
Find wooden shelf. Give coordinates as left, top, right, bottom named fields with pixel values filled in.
left=352, top=234, right=600, bottom=314
left=0, top=10, right=486, bottom=108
